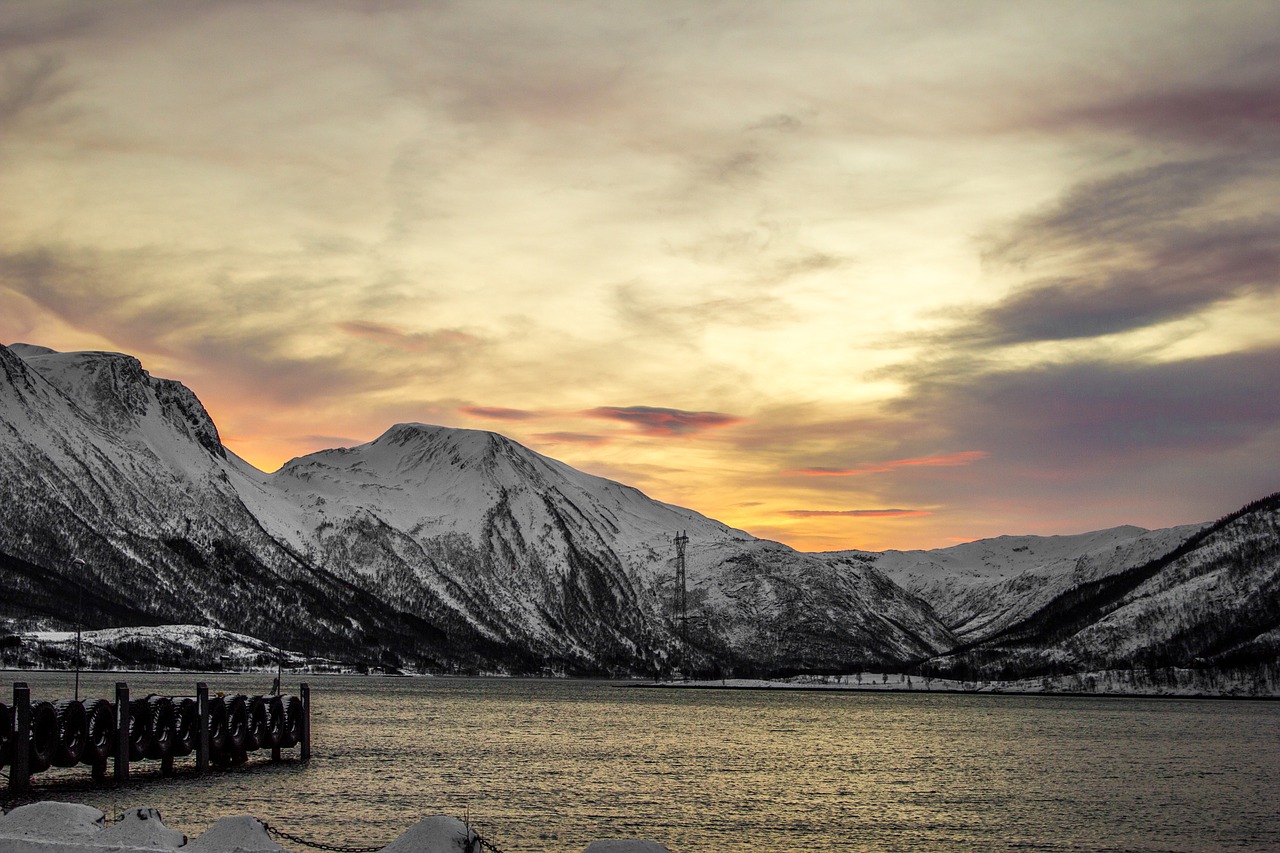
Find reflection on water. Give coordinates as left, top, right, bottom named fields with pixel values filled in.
left=9, top=672, right=1280, bottom=852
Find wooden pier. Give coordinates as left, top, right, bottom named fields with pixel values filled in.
left=3, top=681, right=310, bottom=799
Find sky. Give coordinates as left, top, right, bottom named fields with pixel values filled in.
left=1, top=1, right=1278, bottom=552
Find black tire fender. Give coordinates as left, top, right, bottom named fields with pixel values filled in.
left=80, top=698, right=115, bottom=766
left=28, top=700, right=58, bottom=774
left=51, top=699, right=86, bottom=767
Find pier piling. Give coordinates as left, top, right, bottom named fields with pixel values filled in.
left=300, top=682, right=311, bottom=763
left=196, top=682, right=209, bottom=776
left=11, top=683, right=31, bottom=798
left=114, top=682, right=129, bottom=784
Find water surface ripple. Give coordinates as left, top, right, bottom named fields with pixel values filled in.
left=12, top=674, right=1279, bottom=852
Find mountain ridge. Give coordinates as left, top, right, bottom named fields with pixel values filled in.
left=2, top=341, right=1276, bottom=682
left=0, top=342, right=953, bottom=675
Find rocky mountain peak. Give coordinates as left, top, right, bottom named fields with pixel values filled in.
left=9, top=344, right=223, bottom=457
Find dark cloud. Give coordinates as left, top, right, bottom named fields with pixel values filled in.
left=1066, top=84, right=1280, bottom=146
left=958, top=50, right=1280, bottom=348
left=984, top=158, right=1250, bottom=265
left=459, top=405, right=541, bottom=421
left=859, top=345, right=1280, bottom=536
left=968, top=216, right=1280, bottom=344
left=959, top=153, right=1280, bottom=347
left=783, top=508, right=930, bottom=518
left=0, top=5, right=99, bottom=52
left=899, top=346, right=1280, bottom=466
left=582, top=405, right=745, bottom=438
left=0, top=54, right=73, bottom=130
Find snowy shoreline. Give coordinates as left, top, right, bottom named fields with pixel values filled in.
left=0, top=802, right=673, bottom=853
left=635, top=672, right=1280, bottom=700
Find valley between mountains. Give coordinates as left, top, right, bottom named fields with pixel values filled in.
left=2, top=343, right=1277, bottom=689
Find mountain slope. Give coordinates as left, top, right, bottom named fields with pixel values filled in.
left=5, top=340, right=1273, bottom=681
left=243, top=422, right=956, bottom=672
left=0, top=344, right=508, bottom=670
left=829, top=524, right=1203, bottom=642
left=0, top=343, right=954, bottom=674
left=979, top=492, right=1280, bottom=667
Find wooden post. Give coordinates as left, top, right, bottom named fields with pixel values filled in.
left=300, top=682, right=311, bottom=762
left=195, top=682, right=209, bottom=776
left=10, top=682, right=31, bottom=798
left=114, top=682, right=130, bottom=784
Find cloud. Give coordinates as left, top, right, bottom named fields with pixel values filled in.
left=788, top=451, right=989, bottom=477
left=612, top=282, right=797, bottom=340
left=0, top=54, right=74, bottom=131
left=783, top=508, right=931, bottom=518
left=582, top=405, right=745, bottom=437
left=460, top=405, right=541, bottom=421
left=532, top=431, right=611, bottom=447
left=984, top=159, right=1250, bottom=265
left=964, top=220, right=1280, bottom=345
left=0, top=246, right=409, bottom=405
left=337, top=320, right=482, bottom=354
left=295, top=433, right=361, bottom=447
left=855, top=344, right=1280, bottom=538
left=0, top=5, right=99, bottom=53
left=895, top=346, right=1280, bottom=470
left=748, top=113, right=803, bottom=133
left=1064, top=83, right=1280, bottom=147
left=956, top=156, right=1280, bottom=347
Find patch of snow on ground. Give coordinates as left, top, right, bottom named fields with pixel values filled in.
left=0, top=803, right=675, bottom=853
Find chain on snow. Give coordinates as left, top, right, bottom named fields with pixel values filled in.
left=260, top=819, right=506, bottom=853
left=260, top=820, right=385, bottom=852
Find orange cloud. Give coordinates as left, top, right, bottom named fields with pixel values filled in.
left=582, top=405, right=745, bottom=437
left=461, top=405, right=541, bottom=421
left=782, top=508, right=932, bottom=518
left=789, top=450, right=988, bottom=477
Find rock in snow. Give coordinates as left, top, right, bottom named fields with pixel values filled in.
left=0, top=803, right=672, bottom=853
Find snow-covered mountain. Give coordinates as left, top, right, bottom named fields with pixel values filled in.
left=3, top=341, right=1275, bottom=680
left=829, top=524, right=1203, bottom=642
left=962, top=493, right=1280, bottom=675
left=0, top=342, right=498, bottom=669
left=0, top=343, right=953, bottom=674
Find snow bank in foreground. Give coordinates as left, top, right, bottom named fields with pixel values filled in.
left=0, top=803, right=676, bottom=853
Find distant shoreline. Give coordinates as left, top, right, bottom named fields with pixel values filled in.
left=630, top=678, right=1280, bottom=701
left=6, top=668, right=1276, bottom=700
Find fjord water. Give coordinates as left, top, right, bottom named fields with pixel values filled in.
left=13, top=673, right=1279, bottom=852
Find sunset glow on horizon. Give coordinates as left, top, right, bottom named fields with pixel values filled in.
left=2, top=1, right=1278, bottom=551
